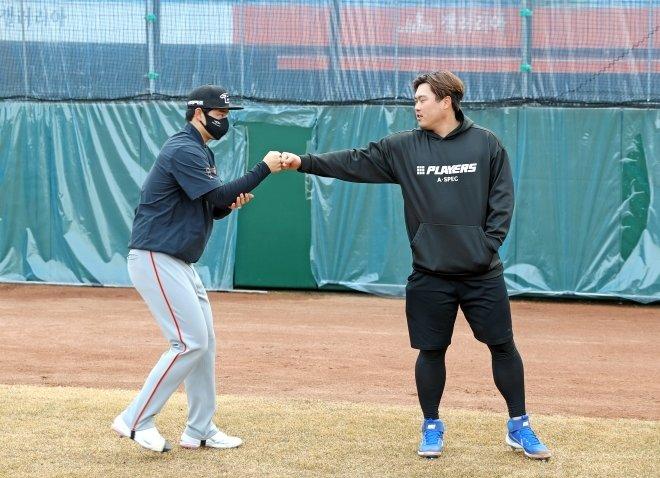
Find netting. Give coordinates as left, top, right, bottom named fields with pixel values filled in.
left=1, top=0, right=657, bottom=104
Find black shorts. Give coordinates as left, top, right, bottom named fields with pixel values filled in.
left=405, top=271, right=513, bottom=349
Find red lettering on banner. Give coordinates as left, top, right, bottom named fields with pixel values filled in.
left=339, top=7, right=520, bottom=47
left=234, top=5, right=656, bottom=53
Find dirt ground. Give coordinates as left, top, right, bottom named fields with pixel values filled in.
left=1, top=284, right=658, bottom=420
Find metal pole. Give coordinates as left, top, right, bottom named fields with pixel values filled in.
left=238, top=2, right=244, bottom=97
left=329, top=0, right=342, bottom=95
left=146, top=0, right=156, bottom=95
left=520, top=0, right=533, bottom=101
left=19, top=0, right=30, bottom=98
left=394, top=6, right=399, bottom=100
left=647, top=0, right=652, bottom=104
left=153, top=0, right=160, bottom=95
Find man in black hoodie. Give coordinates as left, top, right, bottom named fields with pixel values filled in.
left=281, top=71, right=551, bottom=460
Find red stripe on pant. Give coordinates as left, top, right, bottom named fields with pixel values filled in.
left=131, top=252, right=188, bottom=431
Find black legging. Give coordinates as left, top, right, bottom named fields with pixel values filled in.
left=415, top=339, right=526, bottom=419
left=415, top=348, right=447, bottom=420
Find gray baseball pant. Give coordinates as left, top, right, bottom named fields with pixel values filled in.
left=120, top=249, right=219, bottom=440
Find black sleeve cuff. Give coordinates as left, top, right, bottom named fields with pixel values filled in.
left=484, top=234, right=501, bottom=253
left=298, top=154, right=311, bottom=173
left=254, top=160, right=271, bottom=177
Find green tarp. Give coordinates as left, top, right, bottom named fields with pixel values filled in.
left=307, top=106, right=658, bottom=303
left=0, top=102, right=245, bottom=289
left=0, top=102, right=657, bottom=302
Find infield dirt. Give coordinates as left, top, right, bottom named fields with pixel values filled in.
left=1, top=284, right=657, bottom=420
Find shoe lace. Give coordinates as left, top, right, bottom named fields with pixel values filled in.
left=424, top=426, right=442, bottom=445
left=518, top=426, right=541, bottom=446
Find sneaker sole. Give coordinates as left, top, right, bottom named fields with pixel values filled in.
left=180, top=442, right=201, bottom=449
left=417, top=450, right=442, bottom=457
left=180, top=441, right=243, bottom=450
left=112, top=424, right=172, bottom=453
left=505, top=435, right=551, bottom=461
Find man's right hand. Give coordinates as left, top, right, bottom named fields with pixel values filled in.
left=281, top=152, right=301, bottom=170
left=229, top=193, right=254, bottom=210
left=262, top=151, right=284, bottom=173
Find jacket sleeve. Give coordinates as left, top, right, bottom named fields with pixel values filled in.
left=203, top=161, right=270, bottom=209
left=298, top=138, right=397, bottom=184
left=484, top=146, right=514, bottom=252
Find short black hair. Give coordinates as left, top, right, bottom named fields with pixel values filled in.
left=186, top=107, right=229, bottom=122
left=413, top=70, right=464, bottom=114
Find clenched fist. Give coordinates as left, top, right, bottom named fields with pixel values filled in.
left=262, top=151, right=284, bottom=173
left=281, top=152, right=301, bottom=170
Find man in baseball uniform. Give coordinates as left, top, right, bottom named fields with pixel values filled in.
left=281, top=71, right=551, bottom=460
left=112, top=85, right=284, bottom=452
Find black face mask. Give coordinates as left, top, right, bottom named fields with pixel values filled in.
left=202, top=111, right=229, bottom=140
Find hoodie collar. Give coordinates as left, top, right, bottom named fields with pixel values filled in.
left=422, top=109, right=473, bottom=140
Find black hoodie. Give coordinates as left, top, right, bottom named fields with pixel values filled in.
left=298, top=112, right=514, bottom=279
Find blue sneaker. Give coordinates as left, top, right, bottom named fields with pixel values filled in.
left=418, top=418, right=444, bottom=457
left=506, top=415, right=552, bottom=460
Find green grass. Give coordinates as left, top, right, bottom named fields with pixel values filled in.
left=0, top=384, right=658, bottom=478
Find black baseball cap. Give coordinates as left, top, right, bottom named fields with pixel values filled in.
left=186, top=85, right=243, bottom=110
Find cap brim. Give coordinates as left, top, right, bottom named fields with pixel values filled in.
left=185, top=103, right=244, bottom=110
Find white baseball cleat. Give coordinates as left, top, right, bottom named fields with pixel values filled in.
left=179, top=430, right=243, bottom=449
left=111, top=415, right=172, bottom=453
